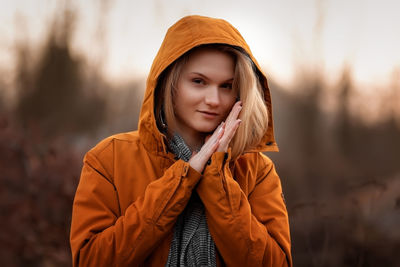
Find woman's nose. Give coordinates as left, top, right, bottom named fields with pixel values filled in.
left=204, top=86, right=220, bottom=106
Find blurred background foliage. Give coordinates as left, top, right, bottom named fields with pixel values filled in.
left=0, top=1, right=399, bottom=267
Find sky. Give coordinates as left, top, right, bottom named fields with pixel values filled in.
left=1, top=0, right=400, bottom=90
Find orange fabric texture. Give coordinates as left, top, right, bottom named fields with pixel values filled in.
left=70, top=15, right=292, bottom=266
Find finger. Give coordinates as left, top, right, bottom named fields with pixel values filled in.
left=218, top=119, right=241, bottom=151
left=209, top=138, right=220, bottom=152
left=189, top=122, right=226, bottom=171
left=205, top=122, right=224, bottom=147
left=197, top=123, right=224, bottom=160
left=194, top=138, right=220, bottom=166
left=225, top=102, right=240, bottom=124
left=226, top=119, right=241, bottom=139
left=195, top=139, right=220, bottom=166
left=230, top=101, right=242, bottom=117
left=202, top=128, right=224, bottom=156
left=225, top=101, right=242, bottom=129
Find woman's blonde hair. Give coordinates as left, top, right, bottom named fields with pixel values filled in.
left=155, top=44, right=269, bottom=159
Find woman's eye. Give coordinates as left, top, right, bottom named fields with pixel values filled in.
left=192, top=78, right=204, bottom=84
left=221, top=83, right=233, bottom=89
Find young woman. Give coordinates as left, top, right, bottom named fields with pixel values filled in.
left=70, top=15, right=292, bottom=266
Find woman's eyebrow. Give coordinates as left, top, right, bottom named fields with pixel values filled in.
left=190, top=72, right=234, bottom=82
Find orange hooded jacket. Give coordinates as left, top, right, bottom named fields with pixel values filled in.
left=70, top=15, right=292, bottom=266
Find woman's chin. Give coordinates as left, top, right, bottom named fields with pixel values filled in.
left=195, top=124, right=219, bottom=134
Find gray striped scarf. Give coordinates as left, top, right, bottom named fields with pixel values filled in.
left=166, top=134, right=216, bottom=267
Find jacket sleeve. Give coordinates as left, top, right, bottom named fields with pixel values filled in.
left=70, top=149, right=201, bottom=266
left=196, top=151, right=292, bottom=267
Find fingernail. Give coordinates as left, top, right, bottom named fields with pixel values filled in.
left=238, top=119, right=242, bottom=124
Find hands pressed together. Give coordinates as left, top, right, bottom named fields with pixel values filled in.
left=189, top=101, right=242, bottom=173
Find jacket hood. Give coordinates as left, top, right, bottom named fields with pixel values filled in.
left=138, top=15, right=278, bottom=155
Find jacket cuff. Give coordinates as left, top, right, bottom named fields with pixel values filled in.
left=181, top=161, right=202, bottom=186
left=203, top=148, right=231, bottom=174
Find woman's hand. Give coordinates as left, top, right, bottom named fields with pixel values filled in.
left=189, top=122, right=225, bottom=173
left=217, top=101, right=242, bottom=152
left=188, top=101, right=242, bottom=173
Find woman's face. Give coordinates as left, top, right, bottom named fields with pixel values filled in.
left=173, top=48, right=237, bottom=137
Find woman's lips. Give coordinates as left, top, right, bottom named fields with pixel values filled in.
left=198, top=110, right=219, bottom=119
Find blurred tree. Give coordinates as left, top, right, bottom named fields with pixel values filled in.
left=334, top=66, right=400, bottom=178
left=15, top=7, right=105, bottom=138
left=335, top=66, right=356, bottom=158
